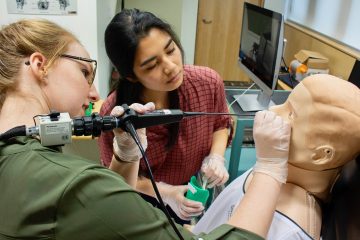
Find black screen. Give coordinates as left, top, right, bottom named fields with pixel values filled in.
left=238, top=3, right=283, bottom=89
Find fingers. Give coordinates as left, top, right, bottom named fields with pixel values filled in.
left=278, top=120, right=291, bottom=151
left=201, top=154, right=229, bottom=188
left=172, top=185, right=204, bottom=220
left=202, top=166, right=228, bottom=188
left=252, top=110, right=291, bottom=183
left=208, top=170, right=229, bottom=188
left=129, top=102, right=155, bottom=114
left=254, top=110, right=289, bottom=140
left=144, top=102, right=155, bottom=112
left=178, top=197, right=204, bottom=220
left=110, top=102, right=155, bottom=117
left=110, top=106, right=125, bottom=117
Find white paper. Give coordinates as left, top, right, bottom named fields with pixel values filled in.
left=7, top=0, right=77, bottom=15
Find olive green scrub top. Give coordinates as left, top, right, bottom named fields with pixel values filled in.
left=0, top=137, right=263, bottom=240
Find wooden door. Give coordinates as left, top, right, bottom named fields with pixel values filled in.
left=195, top=0, right=263, bottom=82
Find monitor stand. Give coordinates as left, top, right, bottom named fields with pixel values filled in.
left=233, top=91, right=275, bottom=112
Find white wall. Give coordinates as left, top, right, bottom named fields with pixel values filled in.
left=264, top=0, right=288, bottom=16
left=181, top=0, right=198, bottom=64
left=96, top=0, right=118, bottom=97
left=0, top=0, right=199, bottom=95
left=286, top=0, right=360, bottom=51
left=0, top=0, right=117, bottom=99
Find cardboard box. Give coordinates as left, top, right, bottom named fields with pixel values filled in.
left=294, top=50, right=329, bottom=69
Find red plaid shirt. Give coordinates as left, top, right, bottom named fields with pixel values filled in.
left=98, top=65, right=232, bottom=184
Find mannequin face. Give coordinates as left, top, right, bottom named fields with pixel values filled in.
left=270, top=83, right=315, bottom=170
left=270, top=75, right=360, bottom=171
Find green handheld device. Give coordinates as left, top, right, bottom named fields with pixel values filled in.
left=186, top=176, right=209, bottom=206
left=85, top=102, right=93, bottom=116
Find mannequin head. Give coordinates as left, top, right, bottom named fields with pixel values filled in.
left=271, top=74, right=360, bottom=171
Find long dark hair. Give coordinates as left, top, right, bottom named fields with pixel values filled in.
left=104, top=9, right=184, bottom=149
left=321, top=156, right=360, bottom=239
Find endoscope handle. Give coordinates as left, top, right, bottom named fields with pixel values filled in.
left=117, top=105, right=185, bottom=130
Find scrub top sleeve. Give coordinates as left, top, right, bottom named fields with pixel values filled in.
left=55, top=167, right=263, bottom=240
left=56, top=167, right=192, bottom=239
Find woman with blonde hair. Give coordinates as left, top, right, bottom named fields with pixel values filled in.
left=0, top=18, right=290, bottom=239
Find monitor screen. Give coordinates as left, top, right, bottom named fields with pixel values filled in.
left=236, top=3, right=284, bottom=111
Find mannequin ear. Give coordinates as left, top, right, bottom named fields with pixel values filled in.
left=311, top=145, right=335, bottom=165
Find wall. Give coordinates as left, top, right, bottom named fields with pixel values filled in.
left=264, top=0, right=288, bottom=16
left=0, top=0, right=117, bottom=99
left=287, top=0, right=360, bottom=52
left=284, top=22, right=356, bottom=80
left=180, top=0, right=198, bottom=64
left=124, top=0, right=198, bottom=64
left=264, top=0, right=358, bottom=81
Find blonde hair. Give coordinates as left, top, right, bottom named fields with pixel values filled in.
left=0, top=18, right=79, bottom=108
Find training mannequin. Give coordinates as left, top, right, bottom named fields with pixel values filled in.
left=193, top=74, right=360, bottom=240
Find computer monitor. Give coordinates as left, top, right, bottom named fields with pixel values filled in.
left=236, top=3, right=284, bottom=111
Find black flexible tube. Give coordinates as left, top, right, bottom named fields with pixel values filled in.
left=0, top=125, right=27, bottom=141
left=124, top=121, right=184, bottom=240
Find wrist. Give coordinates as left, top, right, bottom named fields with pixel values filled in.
left=113, top=133, right=143, bottom=162
left=252, top=172, right=283, bottom=188
left=113, top=152, right=139, bottom=163
left=253, top=158, right=288, bottom=184
left=208, top=153, right=225, bottom=160
left=113, top=138, right=142, bottom=162
left=157, top=182, right=171, bottom=203
left=203, top=153, right=225, bottom=164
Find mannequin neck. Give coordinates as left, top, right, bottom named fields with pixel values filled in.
left=286, top=163, right=341, bottom=201
left=244, top=166, right=339, bottom=240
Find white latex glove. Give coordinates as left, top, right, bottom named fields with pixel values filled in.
left=201, top=153, right=229, bottom=188
left=112, top=102, right=155, bottom=162
left=252, top=110, right=291, bottom=183
left=157, top=182, right=205, bottom=220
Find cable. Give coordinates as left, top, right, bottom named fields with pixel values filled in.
left=124, top=121, right=184, bottom=240
left=227, top=82, right=256, bottom=109
left=281, top=56, right=289, bottom=72
left=0, top=125, right=26, bottom=141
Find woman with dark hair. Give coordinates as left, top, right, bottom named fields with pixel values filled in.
left=0, top=18, right=291, bottom=239
left=98, top=9, right=233, bottom=223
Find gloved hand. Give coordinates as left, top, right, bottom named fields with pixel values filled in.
left=252, top=110, right=291, bottom=183
left=157, top=182, right=205, bottom=220
left=112, top=102, right=155, bottom=162
left=201, top=153, right=229, bottom=188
